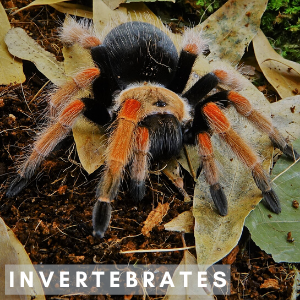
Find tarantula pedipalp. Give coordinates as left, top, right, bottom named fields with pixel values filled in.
left=6, top=19, right=299, bottom=238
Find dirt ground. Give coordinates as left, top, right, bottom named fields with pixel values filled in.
left=0, top=1, right=298, bottom=299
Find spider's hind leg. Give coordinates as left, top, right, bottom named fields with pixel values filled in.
left=202, top=102, right=281, bottom=214
left=226, top=91, right=299, bottom=160
left=197, top=132, right=228, bottom=215
left=188, top=100, right=228, bottom=215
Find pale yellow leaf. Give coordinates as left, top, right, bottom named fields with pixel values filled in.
left=12, top=0, right=69, bottom=15
left=102, top=0, right=125, bottom=10
left=253, top=29, right=300, bottom=99
left=164, top=211, right=194, bottom=233
left=0, top=3, right=25, bottom=85
left=271, top=95, right=300, bottom=139
left=125, top=2, right=178, bottom=46
left=5, top=27, right=66, bottom=86
left=72, top=116, right=107, bottom=174
left=50, top=3, right=93, bottom=18
left=164, top=251, right=214, bottom=299
left=196, top=0, right=268, bottom=65
left=178, top=145, right=200, bottom=181
left=0, top=218, right=45, bottom=300
left=93, top=0, right=126, bottom=34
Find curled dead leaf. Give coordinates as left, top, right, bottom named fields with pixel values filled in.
left=253, top=29, right=300, bottom=99
left=164, top=211, right=194, bottom=233
left=260, top=278, right=280, bottom=290
left=142, top=202, right=169, bottom=237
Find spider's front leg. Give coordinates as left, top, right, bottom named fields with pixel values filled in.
left=92, top=99, right=142, bottom=238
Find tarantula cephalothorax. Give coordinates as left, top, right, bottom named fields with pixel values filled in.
left=6, top=19, right=299, bottom=238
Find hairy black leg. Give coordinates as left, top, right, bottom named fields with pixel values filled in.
left=168, top=50, right=197, bottom=94
left=91, top=45, right=119, bottom=108
left=81, top=98, right=111, bottom=125
left=182, top=72, right=219, bottom=106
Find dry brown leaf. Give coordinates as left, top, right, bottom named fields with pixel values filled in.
left=5, top=27, right=66, bottom=86
left=164, top=211, right=194, bottom=233
left=178, top=145, right=200, bottom=180
left=0, top=3, right=25, bottom=85
left=50, top=2, right=93, bottom=18
left=196, top=0, right=268, bottom=65
left=0, top=218, right=45, bottom=300
left=260, top=278, right=280, bottom=290
left=253, top=29, right=300, bottom=99
left=12, top=0, right=69, bottom=14
left=142, top=202, right=170, bottom=237
left=164, top=251, right=213, bottom=299
left=162, top=159, right=191, bottom=202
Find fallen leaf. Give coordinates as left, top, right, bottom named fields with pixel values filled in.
left=50, top=2, right=93, bottom=18
left=72, top=116, right=107, bottom=174
left=0, top=217, right=45, bottom=299
left=222, top=245, right=239, bottom=265
left=5, top=27, right=66, bottom=86
left=102, top=0, right=125, bottom=10
left=260, top=278, right=280, bottom=290
left=142, top=202, right=169, bottom=237
left=253, top=29, right=300, bottom=99
left=164, top=251, right=214, bottom=299
left=164, top=211, right=194, bottom=233
left=245, top=138, right=300, bottom=263
left=271, top=95, right=300, bottom=139
left=178, top=145, right=199, bottom=181
left=162, top=159, right=191, bottom=202
left=196, top=0, right=268, bottom=65
left=12, top=0, right=69, bottom=15
left=0, top=3, right=25, bottom=85
left=93, top=0, right=126, bottom=34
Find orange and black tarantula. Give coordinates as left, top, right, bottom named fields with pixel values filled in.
left=6, top=20, right=299, bottom=238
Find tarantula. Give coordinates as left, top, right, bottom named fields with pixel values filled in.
left=6, top=19, right=299, bottom=238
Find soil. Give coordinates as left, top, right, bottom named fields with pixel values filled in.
left=0, top=1, right=298, bottom=300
